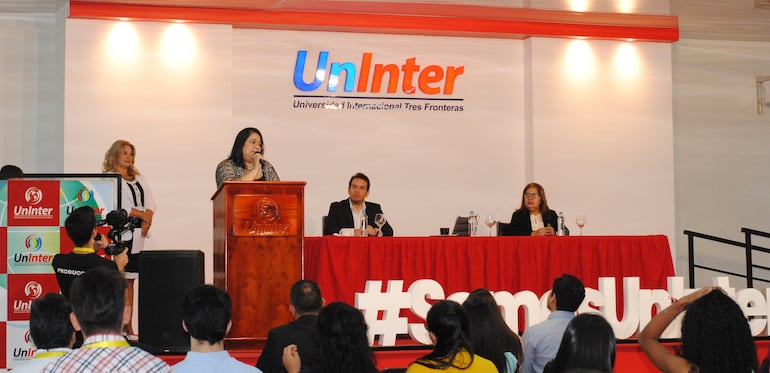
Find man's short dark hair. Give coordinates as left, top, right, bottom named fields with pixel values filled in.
left=182, top=285, right=231, bottom=345
left=290, top=280, right=323, bottom=315
left=30, top=293, right=74, bottom=349
left=553, top=273, right=585, bottom=312
left=65, top=206, right=96, bottom=247
left=69, top=266, right=126, bottom=335
left=348, top=172, right=370, bottom=191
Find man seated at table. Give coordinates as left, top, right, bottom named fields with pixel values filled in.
left=323, top=172, right=393, bottom=236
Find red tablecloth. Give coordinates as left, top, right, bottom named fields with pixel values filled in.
left=304, top=235, right=675, bottom=310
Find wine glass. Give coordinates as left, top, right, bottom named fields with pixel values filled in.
left=374, top=213, right=386, bottom=237
left=575, top=215, right=587, bottom=236
left=485, top=214, right=496, bottom=236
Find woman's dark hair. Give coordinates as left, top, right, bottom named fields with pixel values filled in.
left=415, top=300, right=475, bottom=370
left=544, top=314, right=615, bottom=373
left=462, top=289, right=522, bottom=373
left=316, top=302, right=378, bottom=373
left=680, top=291, right=757, bottom=373
left=228, top=127, right=263, bottom=168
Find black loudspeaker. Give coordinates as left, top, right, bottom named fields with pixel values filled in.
left=138, top=250, right=204, bottom=353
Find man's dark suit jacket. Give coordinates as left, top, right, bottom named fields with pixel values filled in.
left=323, top=198, right=394, bottom=236
left=256, top=314, right=318, bottom=373
left=502, top=208, right=558, bottom=236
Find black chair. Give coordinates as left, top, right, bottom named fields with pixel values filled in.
left=381, top=369, right=407, bottom=373
left=451, top=216, right=469, bottom=236
left=322, top=215, right=328, bottom=235
left=497, top=221, right=511, bottom=236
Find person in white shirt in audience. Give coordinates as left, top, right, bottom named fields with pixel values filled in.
left=521, top=274, right=585, bottom=373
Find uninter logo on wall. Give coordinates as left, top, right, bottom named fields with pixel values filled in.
left=7, top=228, right=59, bottom=274
left=7, top=274, right=58, bottom=321
left=293, top=50, right=465, bottom=112
left=7, top=181, right=59, bottom=226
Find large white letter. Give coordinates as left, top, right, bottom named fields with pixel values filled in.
left=407, top=279, right=445, bottom=344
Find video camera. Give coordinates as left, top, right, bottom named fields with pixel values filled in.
left=96, top=209, right=141, bottom=256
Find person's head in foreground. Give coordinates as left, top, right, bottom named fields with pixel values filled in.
left=182, top=285, right=232, bottom=347
left=543, top=313, right=615, bottom=373
left=680, top=290, right=757, bottom=373
left=69, top=266, right=127, bottom=336
left=30, top=293, right=75, bottom=349
left=316, top=302, right=377, bottom=373
left=551, top=274, right=586, bottom=312
left=410, top=300, right=497, bottom=371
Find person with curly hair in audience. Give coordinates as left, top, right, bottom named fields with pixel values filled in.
left=407, top=300, right=497, bottom=372
left=542, top=314, right=615, bottom=373
left=462, top=289, right=523, bottom=373
left=639, top=287, right=757, bottom=373
left=282, top=302, right=379, bottom=373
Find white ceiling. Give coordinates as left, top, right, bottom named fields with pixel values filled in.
left=2, top=0, right=770, bottom=42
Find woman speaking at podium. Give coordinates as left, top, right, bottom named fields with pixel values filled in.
left=216, top=127, right=280, bottom=188
left=102, top=139, right=157, bottom=336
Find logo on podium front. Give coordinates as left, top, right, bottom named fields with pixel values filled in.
left=233, top=194, right=297, bottom=236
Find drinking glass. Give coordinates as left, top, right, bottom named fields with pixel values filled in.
left=485, top=214, right=496, bottom=236
left=374, top=213, right=386, bottom=237
left=575, top=215, right=587, bottom=236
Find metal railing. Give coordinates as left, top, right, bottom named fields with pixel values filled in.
left=684, top=228, right=770, bottom=288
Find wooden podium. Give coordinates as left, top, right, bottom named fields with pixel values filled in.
left=212, top=181, right=305, bottom=348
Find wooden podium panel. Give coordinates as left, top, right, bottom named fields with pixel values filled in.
left=212, top=181, right=305, bottom=348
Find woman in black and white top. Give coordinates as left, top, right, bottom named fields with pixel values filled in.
left=102, top=139, right=156, bottom=335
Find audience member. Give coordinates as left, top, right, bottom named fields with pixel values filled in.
left=103, top=139, right=156, bottom=336
left=13, top=293, right=75, bottom=373
left=52, top=206, right=128, bottom=298
left=282, top=302, right=378, bottom=373
left=323, top=172, right=394, bottom=236
left=174, top=285, right=261, bottom=373
left=521, top=274, right=585, bottom=373
left=406, top=300, right=497, bottom=372
left=257, top=280, right=323, bottom=373
left=43, top=267, right=170, bottom=372
left=638, top=287, right=757, bottom=373
left=502, top=182, right=557, bottom=236
left=542, top=314, right=615, bottom=373
left=216, top=127, right=280, bottom=187
left=462, top=288, right=522, bottom=373
left=0, top=164, right=23, bottom=180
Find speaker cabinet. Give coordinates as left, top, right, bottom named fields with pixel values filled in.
left=138, top=250, right=204, bottom=353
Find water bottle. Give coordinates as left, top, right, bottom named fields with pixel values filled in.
left=557, top=211, right=565, bottom=236
left=361, top=213, right=368, bottom=237
left=468, top=210, right=478, bottom=236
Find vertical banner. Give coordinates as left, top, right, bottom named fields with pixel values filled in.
left=0, top=175, right=118, bottom=369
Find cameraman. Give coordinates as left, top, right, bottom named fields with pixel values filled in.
left=52, top=206, right=128, bottom=299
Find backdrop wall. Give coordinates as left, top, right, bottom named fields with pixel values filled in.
left=63, top=19, right=675, bottom=283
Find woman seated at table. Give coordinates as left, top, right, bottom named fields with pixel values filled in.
left=501, top=182, right=558, bottom=236
left=215, top=127, right=280, bottom=188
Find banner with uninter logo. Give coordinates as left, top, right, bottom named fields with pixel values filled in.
left=0, top=177, right=117, bottom=370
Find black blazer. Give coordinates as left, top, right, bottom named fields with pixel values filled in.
left=502, top=209, right=558, bottom=236
left=256, top=314, right=319, bottom=373
left=323, top=198, right=394, bottom=236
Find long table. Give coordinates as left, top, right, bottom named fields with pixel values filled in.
left=304, top=235, right=675, bottom=336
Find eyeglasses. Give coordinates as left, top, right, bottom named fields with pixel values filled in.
left=524, top=193, right=540, bottom=199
